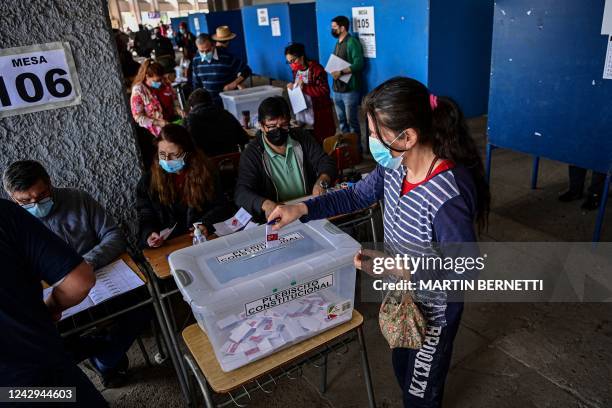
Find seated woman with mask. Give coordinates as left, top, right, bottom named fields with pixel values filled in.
left=136, top=124, right=234, bottom=248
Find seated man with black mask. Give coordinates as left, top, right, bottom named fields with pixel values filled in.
left=235, top=96, right=336, bottom=222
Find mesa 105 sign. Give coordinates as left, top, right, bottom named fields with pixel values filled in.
left=0, top=42, right=81, bottom=118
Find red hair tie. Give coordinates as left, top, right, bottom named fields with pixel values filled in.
left=429, top=94, right=438, bottom=110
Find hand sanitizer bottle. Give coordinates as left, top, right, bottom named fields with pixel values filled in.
left=192, top=222, right=207, bottom=245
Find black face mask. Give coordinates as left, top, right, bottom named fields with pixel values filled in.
left=265, top=128, right=290, bottom=146
left=331, top=29, right=340, bottom=38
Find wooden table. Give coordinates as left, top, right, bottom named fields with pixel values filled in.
left=181, top=310, right=375, bottom=408
left=143, top=234, right=193, bottom=279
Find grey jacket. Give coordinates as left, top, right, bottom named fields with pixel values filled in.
left=40, top=188, right=127, bottom=270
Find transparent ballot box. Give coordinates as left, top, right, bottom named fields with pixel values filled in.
left=168, top=219, right=360, bottom=371
left=219, top=85, right=284, bottom=124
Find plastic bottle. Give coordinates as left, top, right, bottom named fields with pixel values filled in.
left=192, top=222, right=207, bottom=245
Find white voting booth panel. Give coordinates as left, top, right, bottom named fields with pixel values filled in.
left=220, top=85, right=283, bottom=124
left=168, top=219, right=360, bottom=371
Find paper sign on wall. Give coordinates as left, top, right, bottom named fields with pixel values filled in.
left=604, top=36, right=612, bottom=79
left=352, top=6, right=376, bottom=58
left=0, top=42, right=81, bottom=118
left=271, top=17, right=281, bottom=37
left=257, top=8, right=269, bottom=26
left=602, top=0, right=612, bottom=35
left=194, top=18, right=201, bottom=35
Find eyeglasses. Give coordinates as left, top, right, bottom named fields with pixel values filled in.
left=158, top=151, right=186, bottom=161
left=286, top=57, right=298, bottom=64
left=20, top=196, right=52, bottom=209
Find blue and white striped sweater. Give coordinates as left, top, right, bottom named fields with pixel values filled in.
left=304, top=164, right=478, bottom=326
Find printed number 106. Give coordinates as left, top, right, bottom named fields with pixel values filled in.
left=0, top=68, right=73, bottom=107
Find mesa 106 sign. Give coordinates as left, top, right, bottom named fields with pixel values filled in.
left=0, top=42, right=81, bottom=118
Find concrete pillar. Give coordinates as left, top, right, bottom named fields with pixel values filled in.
left=151, top=0, right=160, bottom=12
left=0, top=0, right=142, bottom=238
left=108, top=0, right=123, bottom=28
left=129, top=0, right=142, bottom=24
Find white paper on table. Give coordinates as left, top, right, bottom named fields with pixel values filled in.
left=42, top=259, right=144, bottom=321
left=160, top=223, right=177, bottom=240
left=271, top=17, right=281, bottom=37
left=213, top=208, right=253, bottom=236
left=288, top=86, right=307, bottom=113
left=324, top=54, right=352, bottom=83
left=602, top=0, right=612, bottom=35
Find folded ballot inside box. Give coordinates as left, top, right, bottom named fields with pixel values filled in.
left=168, top=219, right=360, bottom=372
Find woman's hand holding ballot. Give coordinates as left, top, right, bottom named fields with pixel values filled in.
left=267, top=203, right=309, bottom=230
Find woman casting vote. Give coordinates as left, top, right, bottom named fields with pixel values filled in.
left=137, top=124, right=234, bottom=248
left=269, top=77, right=490, bottom=407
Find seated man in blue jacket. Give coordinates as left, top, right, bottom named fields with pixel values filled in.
left=235, top=97, right=337, bottom=222
left=3, top=160, right=146, bottom=388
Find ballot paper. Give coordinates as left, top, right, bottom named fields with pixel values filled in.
left=216, top=292, right=352, bottom=366
left=288, top=86, right=307, bottom=113
left=265, top=220, right=280, bottom=248
left=213, top=208, right=252, bottom=236
left=42, top=259, right=145, bottom=321
left=324, top=54, right=352, bottom=84
left=160, top=223, right=177, bottom=240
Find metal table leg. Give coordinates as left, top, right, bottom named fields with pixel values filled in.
left=184, top=353, right=216, bottom=408
left=593, top=172, right=611, bottom=242
left=369, top=208, right=379, bottom=243
left=357, top=326, right=376, bottom=408
left=148, top=271, right=192, bottom=405
left=319, top=353, right=328, bottom=394
left=531, top=156, right=540, bottom=189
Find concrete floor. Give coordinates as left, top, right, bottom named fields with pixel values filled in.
left=86, top=117, right=612, bottom=407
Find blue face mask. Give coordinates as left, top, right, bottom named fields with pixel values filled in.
left=23, top=197, right=54, bottom=218
left=150, top=81, right=162, bottom=89
left=159, top=158, right=186, bottom=173
left=369, top=134, right=406, bottom=170
left=201, top=51, right=213, bottom=63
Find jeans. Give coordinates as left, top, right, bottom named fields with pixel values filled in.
left=391, top=303, right=463, bottom=408
left=568, top=166, right=606, bottom=196
left=332, top=90, right=361, bottom=137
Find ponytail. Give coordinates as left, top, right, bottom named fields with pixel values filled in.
left=363, top=76, right=490, bottom=232
left=431, top=96, right=490, bottom=232
left=132, top=58, right=164, bottom=87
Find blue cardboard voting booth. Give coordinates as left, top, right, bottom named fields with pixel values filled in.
left=186, top=11, right=247, bottom=63
left=487, top=0, right=612, bottom=241
left=242, top=3, right=319, bottom=82
left=315, top=0, right=494, bottom=118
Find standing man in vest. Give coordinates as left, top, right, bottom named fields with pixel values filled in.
left=330, top=16, right=365, bottom=153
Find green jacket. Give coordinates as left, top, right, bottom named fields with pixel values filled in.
left=332, top=34, right=364, bottom=93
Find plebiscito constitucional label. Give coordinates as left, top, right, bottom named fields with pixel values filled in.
left=244, top=274, right=334, bottom=316
left=216, top=232, right=304, bottom=264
